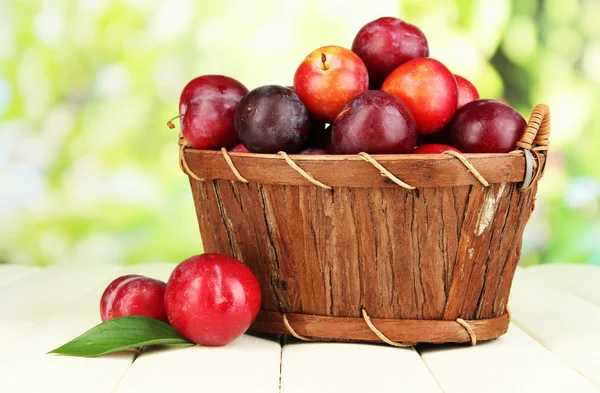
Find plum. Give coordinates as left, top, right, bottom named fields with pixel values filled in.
left=330, top=90, right=418, bottom=154
left=352, top=17, right=429, bottom=89
left=449, top=99, right=526, bottom=153
left=294, top=46, right=369, bottom=122
left=178, top=75, right=248, bottom=150
left=100, top=275, right=167, bottom=323
left=234, top=85, right=310, bottom=153
left=382, top=58, right=458, bottom=134
left=164, top=254, right=261, bottom=346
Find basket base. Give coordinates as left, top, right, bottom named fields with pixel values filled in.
left=250, top=310, right=510, bottom=344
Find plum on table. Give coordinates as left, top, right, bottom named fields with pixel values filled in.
left=100, top=275, right=167, bottom=323
left=164, top=254, right=262, bottom=346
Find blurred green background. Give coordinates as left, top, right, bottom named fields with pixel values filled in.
left=0, top=0, right=598, bottom=266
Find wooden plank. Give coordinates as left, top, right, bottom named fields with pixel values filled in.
left=0, top=285, right=135, bottom=393
left=419, top=324, right=599, bottom=393
left=184, top=149, right=528, bottom=188
left=0, top=265, right=39, bottom=288
left=525, top=264, right=600, bottom=305
left=0, top=263, right=176, bottom=393
left=510, top=271, right=600, bottom=387
left=0, top=264, right=122, bottom=352
left=280, top=342, right=442, bottom=393
left=112, top=335, right=281, bottom=393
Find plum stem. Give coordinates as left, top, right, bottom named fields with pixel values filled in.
left=166, top=114, right=184, bottom=129
left=321, top=53, right=329, bottom=70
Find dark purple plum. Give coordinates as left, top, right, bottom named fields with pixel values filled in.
left=329, top=90, right=418, bottom=154
left=234, top=86, right=310, bottom=153
left=449, top=99, right=526, bottom=153
left=352, top=17, right=429, bottom=89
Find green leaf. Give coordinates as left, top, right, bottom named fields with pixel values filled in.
left=48, top=316, right=192, bottom=357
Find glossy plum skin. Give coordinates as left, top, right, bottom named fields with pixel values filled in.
left=330, top=90, right=418, bottom=154
left=352, top=17, right=429, bottom=89
left=164, top=254, right=262, bottom=346
left=413, top=144, right=461, bottom=154
left=235, top=85, right=310, bottom=153
left=294, top=46, right=369, bottom=122
left=179, top=75, right=248, bottom=150
left=449, top=99, right=527, bottom=153
left=100, top=275, right=167, bottom=323
left=455, top=75, right=480, bottom=109
left=229, top=143, right=250, bottom=153
left=382, top=58, right=458, bottom=134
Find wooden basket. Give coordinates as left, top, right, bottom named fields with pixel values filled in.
left=177, top=104, right=551, bottom=345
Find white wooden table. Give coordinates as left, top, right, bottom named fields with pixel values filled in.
left=0, top=262, right=598, bottom=393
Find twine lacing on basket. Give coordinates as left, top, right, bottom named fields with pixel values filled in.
left=221, top=148, right=249, bottom=183
left=178, top=137, right=203, bottom=181
left=455, top=318, right=477, bottom=346
left=282, top=314, right=314, bottom=341
left=359, top=152, right=416, bottom=189
left=358, top=151, right=490, bottom=189
left=281, top=309, right=479, bottom=346
left=277, top=151, right=332, bottom=190
left=361, top=309, right=413, bottom=347
left=178, top=140, right=492, bottom=189
left=442, top=150, right=489, bottom=187
left=178, top=138, right=251, bottom=183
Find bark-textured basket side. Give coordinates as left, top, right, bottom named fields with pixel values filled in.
left=181, top=104, right=550, bottom=344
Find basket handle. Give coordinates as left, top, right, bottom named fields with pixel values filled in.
left=516, top=104, right=550, bottom=151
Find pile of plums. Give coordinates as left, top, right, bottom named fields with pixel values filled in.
left=173, top=17, right=527, bottom=155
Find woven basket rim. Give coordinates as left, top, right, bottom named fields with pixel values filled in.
left=181, top=147, right=541, bottom=189
left=177, top=104, right=550, bottom=189
left=190, top=149, right=520, bottom=160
